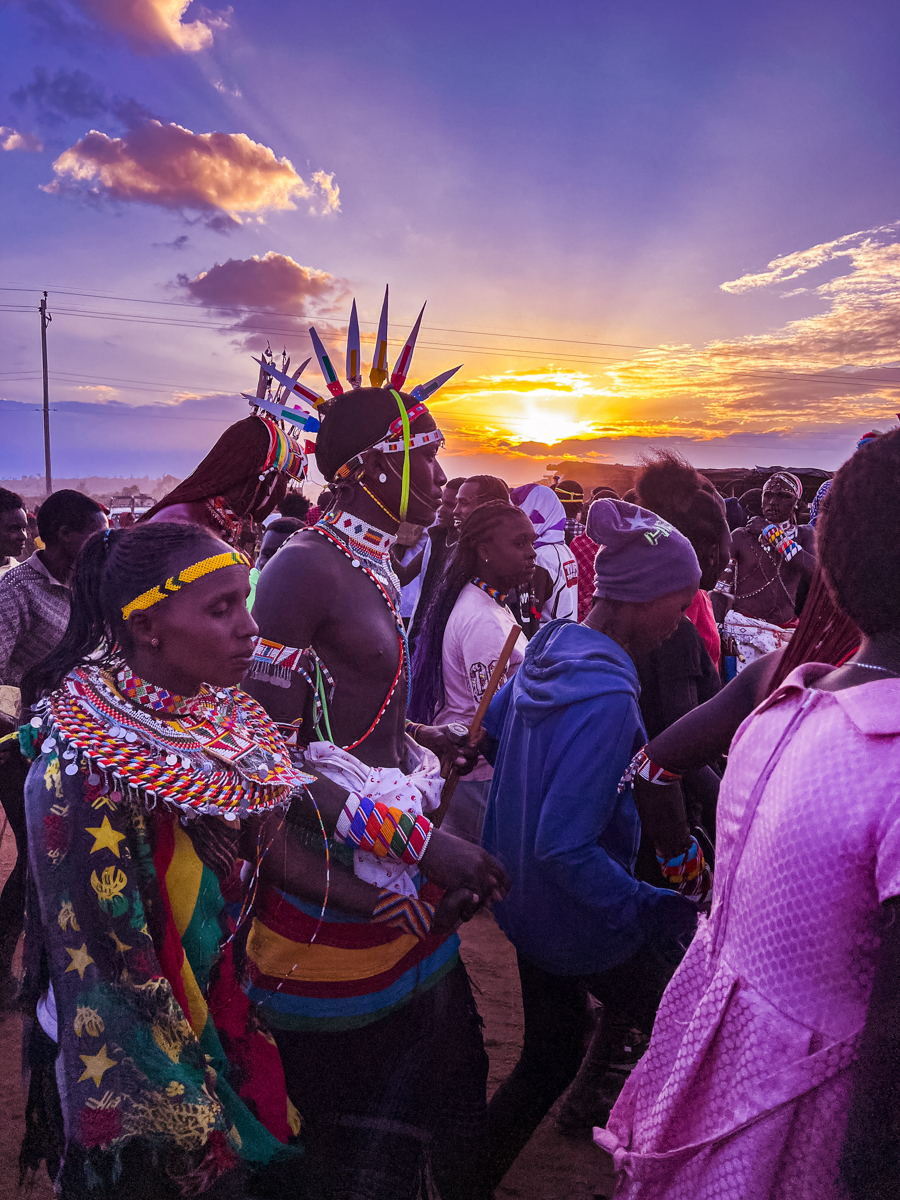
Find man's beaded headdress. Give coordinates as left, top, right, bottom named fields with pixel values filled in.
left=249, top=288, right=461, bottom=522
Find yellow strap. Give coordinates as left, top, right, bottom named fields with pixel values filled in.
left=389, top=389, right=411, bottom=522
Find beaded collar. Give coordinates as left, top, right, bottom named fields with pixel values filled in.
left=34, top=662, right=310, bottom=818
left=317, top=508, right=401, bottom=607
left=205, top=495, right=243, bottom=547
left=472, top=576, right=509, bottom=605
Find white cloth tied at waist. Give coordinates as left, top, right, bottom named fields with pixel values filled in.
left=723, top=609, right=797, bottom=671
left=303, top=736, right=443, bottom=897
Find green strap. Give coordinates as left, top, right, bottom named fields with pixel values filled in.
left=389, top=389, right=411, bottom=522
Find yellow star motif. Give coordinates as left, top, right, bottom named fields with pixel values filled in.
left=65, top=943, right=95, bottom=980
left=85, top=816, right=127, bottom=858
left=78, top=1044, right=117, bottom=1087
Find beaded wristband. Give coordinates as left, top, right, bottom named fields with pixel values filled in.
left=618, top=746, right=683, bottom=795
left=371, top=889, right=435, bottom=939
left=656, top=836, right=712, bottom=902
left=760, top=524, right=800, bottom=562
left=335, top=793, right=433, bottom=864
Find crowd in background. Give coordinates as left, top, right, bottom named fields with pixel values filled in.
left=0, top=420, right=899, bottom=1200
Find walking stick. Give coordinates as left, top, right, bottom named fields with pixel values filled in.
left=433, top=624, right=522, bottom=828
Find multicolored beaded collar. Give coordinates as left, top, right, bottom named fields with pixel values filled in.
left=33, top=663, right=309, bottom=818
left=471, top=577, right=508, bottom=605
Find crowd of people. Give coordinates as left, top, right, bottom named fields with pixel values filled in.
left=0, top=331, right=898, bottom=1200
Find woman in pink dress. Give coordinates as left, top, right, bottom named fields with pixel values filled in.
left=597, top=429, right=900, bottom=1200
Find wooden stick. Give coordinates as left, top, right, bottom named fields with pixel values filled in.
left=433, top=624, right=522, bottom=828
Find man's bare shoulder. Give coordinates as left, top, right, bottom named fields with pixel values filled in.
left=257, top=530, right=343, bottom=594
left=797, top=524, right=816, bottom=551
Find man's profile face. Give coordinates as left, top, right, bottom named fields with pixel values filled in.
left=0, top=507, right=27, bottom=559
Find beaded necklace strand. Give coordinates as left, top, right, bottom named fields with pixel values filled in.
left=471, top=576, right=509, bottom=605
left=312, top=521, right=410, bottom=751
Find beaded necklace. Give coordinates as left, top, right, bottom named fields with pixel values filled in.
left=312, top=511, right=410, bottom=752
left=205, top=495, right=243, bottom=547
left=33, top=663, right=308, bottom=817
left=317, top=508, right=402, bottom=607
left=471, top=576, right=509, bottom=605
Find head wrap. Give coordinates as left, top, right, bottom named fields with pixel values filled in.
left=509, top=483, right=566, bottom=547
left=857, top=430, right=881, bottom=449
left=587, top=499, right=700, bottom=603
left=763, top=471, right=803, bottom=500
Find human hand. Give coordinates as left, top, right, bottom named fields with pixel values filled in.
left=416, top=722, right=479, bottom=776
left=420, top=829, right=510, bottom=904
left=744, top=516, right=768, bottom=536
left=431, top=886, right=483, bottom=934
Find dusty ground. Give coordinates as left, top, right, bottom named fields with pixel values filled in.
left=0, top=820, right=614, bottom=1199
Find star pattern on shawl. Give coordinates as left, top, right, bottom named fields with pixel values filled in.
left=65, top=943, right=95, bottom=980
left=78, top=1044, right=117, bottom=1087
left=86, top=816, right=127, bottom=858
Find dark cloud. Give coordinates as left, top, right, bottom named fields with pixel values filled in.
left=11, top=67, right=158, bottom=129
left=152, top=233, right=189, bottom=249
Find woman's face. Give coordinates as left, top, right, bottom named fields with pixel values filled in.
left=479, top=514, right=537, bottom=591
left=128, top=564, right=257, bottom=694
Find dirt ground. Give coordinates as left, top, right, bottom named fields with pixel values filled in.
left=0, top=821, right=614, bottom=1199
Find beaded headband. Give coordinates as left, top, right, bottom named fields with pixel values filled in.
left=122, top=551, right=250, bottom=620
left=260, top=417, right=307, bottom=482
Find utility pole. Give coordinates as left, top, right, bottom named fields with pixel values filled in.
left=40, top=291, right=52, bottom=495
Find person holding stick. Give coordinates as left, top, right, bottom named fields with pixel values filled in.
left=408, top=501, right=534, bottom=842
left=481, top=499, right=706, bottom=1190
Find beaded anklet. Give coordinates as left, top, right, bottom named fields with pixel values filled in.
left=372, top=889, right=435, bottom=939
left=335, top=793, right=433, bottom=864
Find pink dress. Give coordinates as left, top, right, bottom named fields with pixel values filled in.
left=596, top=664, right=900, bottom=1199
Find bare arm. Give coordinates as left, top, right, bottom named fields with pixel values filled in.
left=644, top=651, right=781, bottom=774
left=391, top=548, right=425, bottom=588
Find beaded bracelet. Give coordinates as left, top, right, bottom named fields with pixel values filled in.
left=656, top=836, right=712, bottom=902
left=371, top=888, right=436, bottom=939
left=334, top=793, right=433, bottom=864
left=618, top=745, right=683, bottom=794
left=760, top=524, right=801, bottom=562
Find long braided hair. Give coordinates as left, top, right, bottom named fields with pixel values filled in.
left=21, top=522, right=225, bottom=706
left=408, top=501, right=525, bottom=724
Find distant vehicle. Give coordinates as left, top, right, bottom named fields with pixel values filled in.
left=109, top=492, right=156, bottom=526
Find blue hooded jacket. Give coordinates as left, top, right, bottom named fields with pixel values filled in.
left=482, top=620, right=696, bottom=976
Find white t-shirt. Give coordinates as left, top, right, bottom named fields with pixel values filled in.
left=434, top=582, right=527, bottom=781
left=536, top=542, right=578, bottom=623
left=0, top=557, right=19, bottom=581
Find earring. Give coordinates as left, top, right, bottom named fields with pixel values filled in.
left=150, top=637, right=160, bottom=650
left=378, top=473, right=387, bottom=483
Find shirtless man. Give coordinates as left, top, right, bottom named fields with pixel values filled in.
left=724, top=471, right=816, bottom=668
left=244, top=384, right=504, bottom=1200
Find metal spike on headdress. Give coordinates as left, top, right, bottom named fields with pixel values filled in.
left=309, top=327, right=344, bottom=397
left=410, top=364, right=462, bottom=403
left=390, top=302, right=426, bottom=391
left=369, top=285, right=390, bottom=388
left=346, top=299, right=362, bottom=389
left=242, top=392, right=319, bottom=433
left=276, top=358, right=310, bottom=405
left=253, top=356, right=326, bottom=409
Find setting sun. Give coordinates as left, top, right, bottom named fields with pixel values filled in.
left=510, top=414, right=594, bottom=446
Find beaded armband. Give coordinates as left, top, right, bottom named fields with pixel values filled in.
left=335, top=793, right=433, bottom=865
left=656, top=836, right=712, bottom=903
left=759, top=524, right=800, bottom=562
left=618, top=745, right=683, bottom=793
left=371, top=889, right=435, bottom=939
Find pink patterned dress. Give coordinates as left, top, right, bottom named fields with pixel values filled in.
left=596, top=664, right=900, bottom=1199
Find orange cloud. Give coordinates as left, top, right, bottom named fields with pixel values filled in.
left=76, top=0, right=217, bottom=53
left=44, top=122, right=337, bottom=219
left=1, top=126, right=43, bottom=152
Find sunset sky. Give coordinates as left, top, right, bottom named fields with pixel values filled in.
left=3, top=0, right=900, bottom=490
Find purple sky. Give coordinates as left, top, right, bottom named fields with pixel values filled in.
left=2, top=0, right=900, bottom=487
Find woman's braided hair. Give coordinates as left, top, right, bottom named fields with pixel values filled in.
left=408, top=500, right=527, bottom=724
left=21, top=522, right=224, bottom=706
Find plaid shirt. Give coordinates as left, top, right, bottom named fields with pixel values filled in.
left=0, top=552, right=70, bottom=686
left=570, top=533, right=599, bottom=623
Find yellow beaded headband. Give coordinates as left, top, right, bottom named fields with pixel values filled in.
left=121, top=551, right=250, bottom=620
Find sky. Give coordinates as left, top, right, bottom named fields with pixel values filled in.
left=3, top=0, right=900, bottom=491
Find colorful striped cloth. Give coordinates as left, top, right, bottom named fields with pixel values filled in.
left=246, top=872, right=460, bottom=1032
